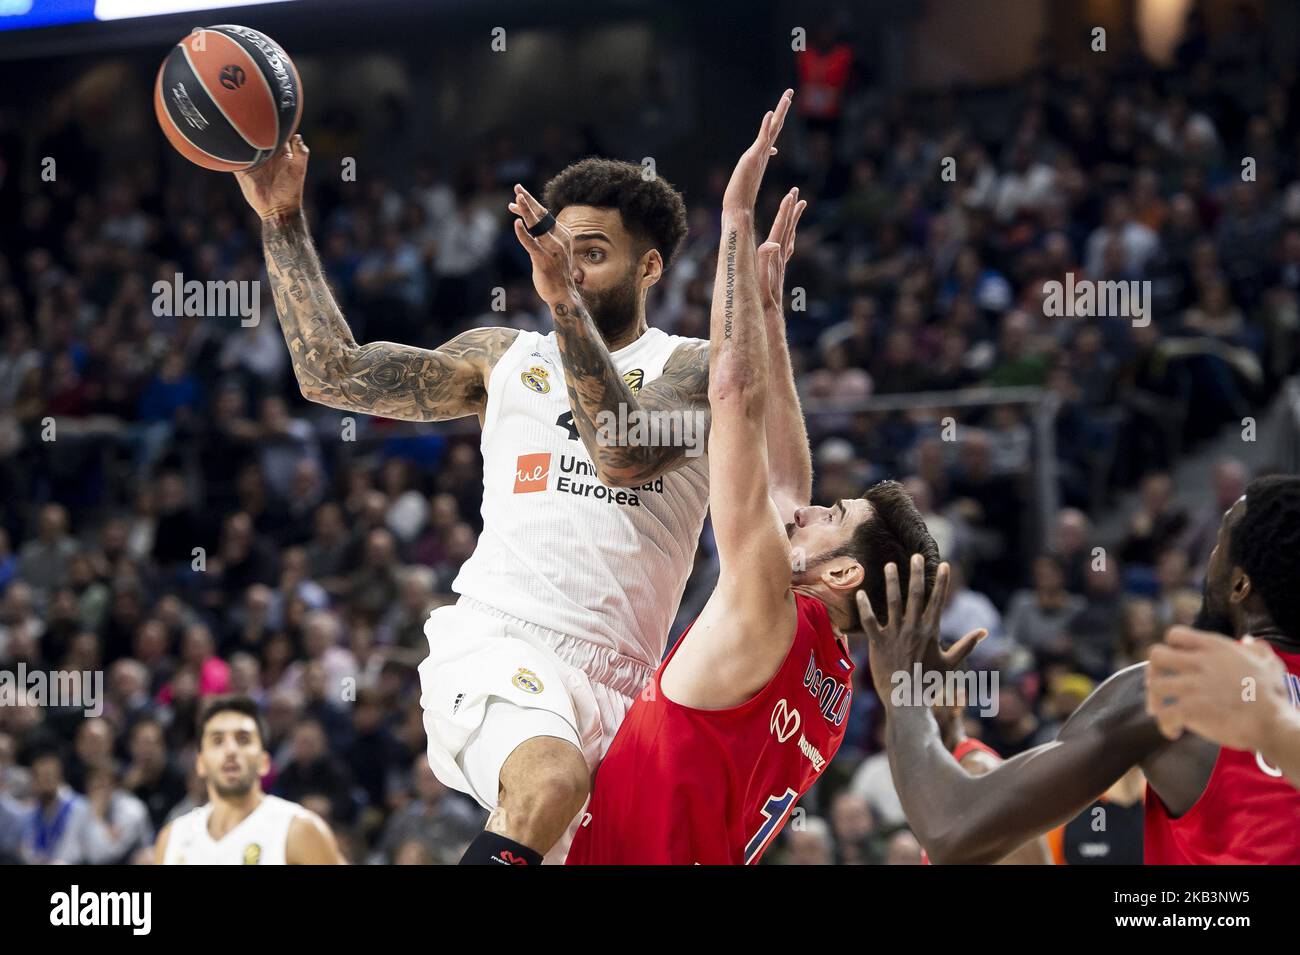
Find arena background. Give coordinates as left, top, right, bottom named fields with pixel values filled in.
left=1, top=0, right=1298, bottom=865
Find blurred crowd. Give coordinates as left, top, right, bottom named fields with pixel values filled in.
left=1, top=3, right=1297, bottom=864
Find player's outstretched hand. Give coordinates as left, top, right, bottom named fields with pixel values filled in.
left=510, top=184, right=580, bottom=309
left=857, top=555, right=987, bottom=706
left=758, top=187, right=806, bottom=314
left=1146, top=627, right=1290, bottom=749
left=236, top=133, right=309, bottom=220
left=722, top=89, right=793, bottom=216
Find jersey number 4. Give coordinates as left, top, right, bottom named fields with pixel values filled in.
left=744, top=788, right=798, bottom=865
left=555, top=411, right=581, bottom=442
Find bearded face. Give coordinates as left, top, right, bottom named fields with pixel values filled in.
left=1192, top=576, right=1234, bottom=635
left=210, top=764, right=260, bottom=799
left=582, top=262, right=641, bottom=342
left=1194, top=498, right=1246, bottom=636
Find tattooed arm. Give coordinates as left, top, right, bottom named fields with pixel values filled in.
left=553, top=316, right=709, bottom=487
left=262, top=211, right=515, bottom=421
left=238, top=135, right=516, bottom=423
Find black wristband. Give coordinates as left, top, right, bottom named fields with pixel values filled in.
left=458, top=830, right=543, bottom=866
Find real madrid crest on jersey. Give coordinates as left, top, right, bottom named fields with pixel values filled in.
left=521, top=365, right=551, bottom=394
left=512, top=667, right=543, bottom=693
left=243, top=843, right=262, bottom=865
left=623, top=368, right=644, bottom=393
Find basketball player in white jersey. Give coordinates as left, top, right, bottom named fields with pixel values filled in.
left=234, top=93, right=803, bottom=864
left=155, top=696, right=344, bottom=864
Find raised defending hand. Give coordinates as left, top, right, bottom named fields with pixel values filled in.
left=857, top=556, right=986, bottom=705
left=722, top=89, right=793, bottom=216
left=758, top=187, right=806, bottom=314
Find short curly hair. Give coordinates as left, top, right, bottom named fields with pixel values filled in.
left=542, top=158, right=689, bottom=267
left=1231, top=475, right=1300, bottom=637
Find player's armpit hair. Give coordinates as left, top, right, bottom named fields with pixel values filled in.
left=542, top=158, right=689, bottom=267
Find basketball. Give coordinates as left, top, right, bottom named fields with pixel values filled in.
left=153, top=24, right=302, bottom=172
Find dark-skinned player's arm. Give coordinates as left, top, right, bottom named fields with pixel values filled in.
left=509, top=183, right=709, bottom=488
left=286, top=811, right=347, bottom=864
left=932, top=700, right=1054, bottom=864
left=957, top=749, right=1056, bottom=865
left=757, top=187, right=811, bottom=521
left=1148, top=627, right=1300, bottom=790
left=236, top=135, right=517, bottom=422
left=860, top=558, right=1168, bottom=865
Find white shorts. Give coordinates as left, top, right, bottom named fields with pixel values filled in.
left=417, top=596, right=654, bottom=863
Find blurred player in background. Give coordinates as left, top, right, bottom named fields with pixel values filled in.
left=155, top=696, right=343, bottom=864
left=863, top=476, right=1300, bottom=864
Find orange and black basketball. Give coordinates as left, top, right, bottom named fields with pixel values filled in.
left=154, top=24, right=302, bottom=172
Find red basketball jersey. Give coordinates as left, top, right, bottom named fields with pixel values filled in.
left=1144, top=645, right=1300, bottom=864
left=566, top=593, right=853, bottom=865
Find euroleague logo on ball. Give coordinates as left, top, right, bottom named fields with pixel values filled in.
left=155, top=24, right=302, bottom=172
left=219, top=64, right=247, bottom=90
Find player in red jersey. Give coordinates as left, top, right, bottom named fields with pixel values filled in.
left=567, top=92, right=978, bottom=866
left=865, top=475, right=1300, bottom=865
left=1147, top=627, right=1300, bottom=790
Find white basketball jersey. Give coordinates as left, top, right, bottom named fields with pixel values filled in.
left=162, top=794, right=307, bottom=865
left=452, top=327, right=710, bottom=669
